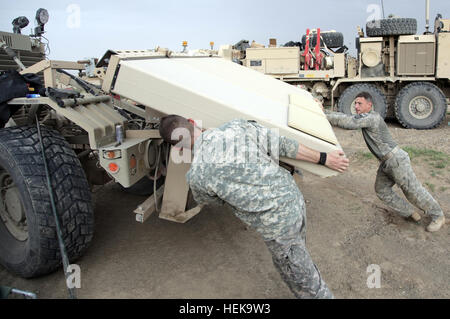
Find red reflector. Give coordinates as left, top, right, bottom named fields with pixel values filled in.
left=130, top=155, right=137, bottom=169
left=108, top=163, right=119, bottom=173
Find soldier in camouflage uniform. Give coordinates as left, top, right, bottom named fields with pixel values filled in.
left=159, top=115, right=349, bottom=299
left=326, top=92, right=445, bottom=232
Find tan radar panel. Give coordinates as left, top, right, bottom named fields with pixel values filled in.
left=288, top=94, right=338, bottom=146
left=106, top=55, right=343, bottom=177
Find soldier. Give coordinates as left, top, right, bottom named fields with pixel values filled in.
left=159, top=115, right=349, bottom=299
left=326, top=92, right=445, bottom=232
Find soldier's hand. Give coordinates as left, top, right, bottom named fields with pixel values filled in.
left=326, top=150, right=349, bottom=173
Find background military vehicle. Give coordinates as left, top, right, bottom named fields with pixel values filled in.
left=0, top=9, right=339, bottom=279
left=238, top=0, right=450, bottom=129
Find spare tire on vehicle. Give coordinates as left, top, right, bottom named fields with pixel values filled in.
left=284, top=41, right=302, bottom=49
left=366, top=18, right=417, bottom=37
left=301, top=31, right=344, bottom=48
left=234, top=39, right=250, bottom=52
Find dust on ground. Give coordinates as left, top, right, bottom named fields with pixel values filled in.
left=0, top=116, right=449, bottom=299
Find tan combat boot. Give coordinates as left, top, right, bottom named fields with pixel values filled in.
left=410, top=212, right=421, bottom=222
left=426, top=216, right=445, bottom=232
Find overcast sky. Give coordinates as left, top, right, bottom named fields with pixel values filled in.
left=1, top=0, right=449, bottom=61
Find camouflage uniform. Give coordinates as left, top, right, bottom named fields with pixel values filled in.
left=326, top=111, right=443, bottom=220
left=186, top=119, right=333, bottom=299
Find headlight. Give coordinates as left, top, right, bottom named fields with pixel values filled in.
left=12, top=16, right=29, bottom=34
left=36, top=8, right=49, bottom=25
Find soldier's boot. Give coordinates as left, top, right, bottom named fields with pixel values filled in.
left=410, top=211, right=421, bottom=222
left=426, top=215, right=445, bottom=232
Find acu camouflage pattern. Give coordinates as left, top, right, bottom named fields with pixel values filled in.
left=186, top=119, right=333, bottom=299
left=326, top=111, right=443, bottom=220
left=375, top=149, right=443, bottom=219
left=326, top=111, right=396, bottom=161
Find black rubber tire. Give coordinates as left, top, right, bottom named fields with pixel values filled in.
left=366, top=18, right=417, bottom=37
left=234, top=39, right=250, bottom=52
left=284, top=41, right=302, bottom=49
left=338, top=83, right=387, bottom=118
left=301, top=32, right=344, bottom=48
left=394, top=82, right=447, bottom=129
left=0, top=126, right=94, bottom=278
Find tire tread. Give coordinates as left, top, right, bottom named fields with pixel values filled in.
left=0, top=126, right=94, bottom=278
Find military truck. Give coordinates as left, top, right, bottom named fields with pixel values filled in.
left=240, top=1, right=450, bottom=129
left=0, top=10, right=342, bottom=279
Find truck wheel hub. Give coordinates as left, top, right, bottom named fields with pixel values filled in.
left=350, top=100, right=357, bottom=114
left=409, top=96, right=433, bottom=119
left=5, top=188, right=24, bottom=222
left=0, top=171, right=28, bottom=241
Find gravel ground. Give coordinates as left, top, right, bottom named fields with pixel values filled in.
left=0, top=115, right=449, bottom=299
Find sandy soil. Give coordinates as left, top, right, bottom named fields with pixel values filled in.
left=0, top=115, right=449, bottom=299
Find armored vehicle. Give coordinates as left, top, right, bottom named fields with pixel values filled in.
left=241, top=1, right=450, bottom=129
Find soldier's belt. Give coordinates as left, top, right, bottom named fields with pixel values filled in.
left=381, top=146, right=400, bottom=162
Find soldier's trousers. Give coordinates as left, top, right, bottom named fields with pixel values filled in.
left=375, top=149, right=443, bottom=220
left=232, top=190, right=333, bottom=299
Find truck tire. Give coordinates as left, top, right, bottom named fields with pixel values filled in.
left=394, top=82, right=447, bottom=129
left=284, top=41, right=302, bottom=49
left=0, top=126, right=94, bottom=278
left=366, top=18, right=417, bottom=37
left=301, top=32, right=344, bottom=48
left=338, top=83, right=387, bottom=118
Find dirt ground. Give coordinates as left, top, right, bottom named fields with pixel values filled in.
left=0, top=115, right=449, bottom=299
